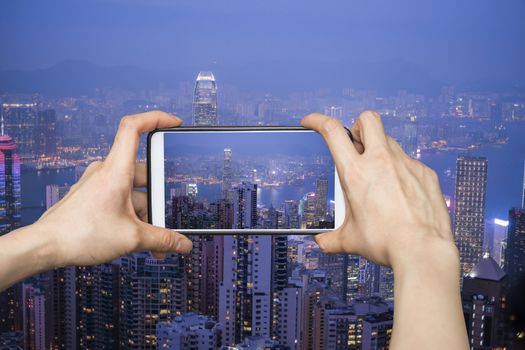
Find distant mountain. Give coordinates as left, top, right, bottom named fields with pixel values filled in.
left=6, top=58, right=515, bottom=97
left=0, top=60, right=183, bottom=97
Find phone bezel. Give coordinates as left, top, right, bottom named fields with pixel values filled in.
left=147, top=126, right=345, bottom=234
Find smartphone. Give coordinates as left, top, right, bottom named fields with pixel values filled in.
left=147, top=126, right=344, bottom=234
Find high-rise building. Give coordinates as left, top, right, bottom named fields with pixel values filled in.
left=0, top=127, right=21, bottom=236
left=119, top=254, right=186, bottom=349
left=345, top=255, right=360, bottom=302
left=462, top=253, right=507, bottom=349
left=314, top=178, right=328, bottom=225
left=21, top=282, right=46, bottom=350
left=318, top=254, right=347, bottom=301
left=219, top=183, right=288, bottom=346
left=0, top=124, right=22, bottom=338
left=454, top=156, right=488, bottom=275
left=303, top=192, right=316, bottom=229
left=192, top=71, right=218, bottom=126
left=401, top=115, right=418, bottom=158
left=43, top=184, right=77, bottom=350
left=76, top=263, right=120, bottom=349
left=232, top=182, right=257, bottom=229
left=283, top=200, right=300, bottom=229
left=219, top=234, right=272, bottom=345
left=1, top=103, right=38, bottom=157
left=222, top=148, right=233, bottom=199
left=36, top=109, right=57, bottom=157
left=156, top=313, right=222, bottom=350
left=321, top=297, right=393, bottom=350
left=271, top=279, right=303, bottom=350
left=505, top=208, right=525, bottom=290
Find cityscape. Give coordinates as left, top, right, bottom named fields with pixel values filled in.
left=163, top=128, right=335, bottom=231
left=0, top=67, right=523, bottom=349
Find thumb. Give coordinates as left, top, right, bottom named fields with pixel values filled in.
left=314, top=228, right=345, bottom=254
left=137, top=222, right=193, bottom=254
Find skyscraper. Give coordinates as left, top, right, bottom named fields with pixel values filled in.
left=1, top=103, right=38, bottom=157
left=192, top=71, right=218, bottom=126
left=44, top=183, right=77, bottom=350
left=505, top=208, right=525, bottom=290
left=0, top=127, right=21, bottom=236
left=462, top=253, right=507, bottom=349
left=314, top=177, right=328, bottom=225
left=36, top=109, right=57, bottom=157
left=232, top=182, right=257, bottom=229
left=119, top=254, right=186, bottom=349
left=222, top=148, right=233, bottom=200
left=401, top=115, right=418, bottom=158
left=0, top=122, right=22, bottom=337
left=454, top=156, right=488, bottom=275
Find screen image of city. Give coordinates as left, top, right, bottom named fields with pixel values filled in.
left=163, top=131, right=335, bottom=231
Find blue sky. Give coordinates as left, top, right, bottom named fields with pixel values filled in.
left=1, top=0, right=524, bottom=85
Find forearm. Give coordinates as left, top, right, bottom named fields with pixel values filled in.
left=390, top=238, right=469, bottom=350
left=0, top=223, right=57, bottom=291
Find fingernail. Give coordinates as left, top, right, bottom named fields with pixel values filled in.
left=168, top=112, right=182, bottom=122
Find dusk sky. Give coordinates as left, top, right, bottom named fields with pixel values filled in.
left=164, top=131, right=333, bottom=158
left=1, top=0, right=524, bottom=88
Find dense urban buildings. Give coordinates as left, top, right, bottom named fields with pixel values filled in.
left=0, top=69, right=524, bottom=348
left=454, top=156, right=488, bottom=275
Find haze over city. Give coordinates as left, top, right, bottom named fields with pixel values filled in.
left=0, top=1, right=524, bottom=349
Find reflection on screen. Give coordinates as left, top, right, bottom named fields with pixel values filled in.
left=164, top=131, right=335, bottom=230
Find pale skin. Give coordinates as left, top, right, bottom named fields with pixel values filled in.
left=0, top=110, right=468, bottom=349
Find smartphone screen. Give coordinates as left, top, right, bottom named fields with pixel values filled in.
left=149, top=127, right=344, bottom=234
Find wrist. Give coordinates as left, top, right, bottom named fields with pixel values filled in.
left=27, top=221, right=62, bottom=271
left=390, top=234, right=460, bottom=279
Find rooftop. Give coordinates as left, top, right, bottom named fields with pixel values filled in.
left=467, top=252, right=506, bottom=281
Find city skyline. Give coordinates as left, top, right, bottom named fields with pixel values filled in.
left=0, top=69, right=524, bottom=348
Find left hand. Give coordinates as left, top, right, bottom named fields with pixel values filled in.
left=37, top=111, right=193, bottom=267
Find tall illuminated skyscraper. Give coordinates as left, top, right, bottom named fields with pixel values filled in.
left=222, top=148, right=233, bottom=199
left=401, top=115, right=418, bottom=158
left=0, top=122, right=21, bottom=236
left=0, top=119, right=22, bottom=337
left=192, top=71, right=218, bottom=126
left=314, top=177, right=328, bottom=225
left=454, top=156, right=488, bottom=275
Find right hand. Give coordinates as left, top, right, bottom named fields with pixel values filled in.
left=301, top=111, right=458, bottom=271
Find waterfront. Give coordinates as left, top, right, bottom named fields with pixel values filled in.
left=20, top=122, right=525, bottom=227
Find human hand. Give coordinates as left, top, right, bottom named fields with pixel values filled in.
left=37, top=111, right=192, bottom=268
left=302, top=111, right=458, bottom=271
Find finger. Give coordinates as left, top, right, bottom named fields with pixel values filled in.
left=347, top=128, right=365, bottom=154
left=137, top=222, right=193, bottom=254
left=351, top=110, right=388, bottom=151
left=386, top=135, right=411, bottom=161
left=106, top=111, right=182, bottom=174
left=301, top=113, right=358, bottom=167
left=314, top=228, right=345, bottom=254
left=131, top=190, right=148, bottom=222
left=134, top=162, right=147, bottom=188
